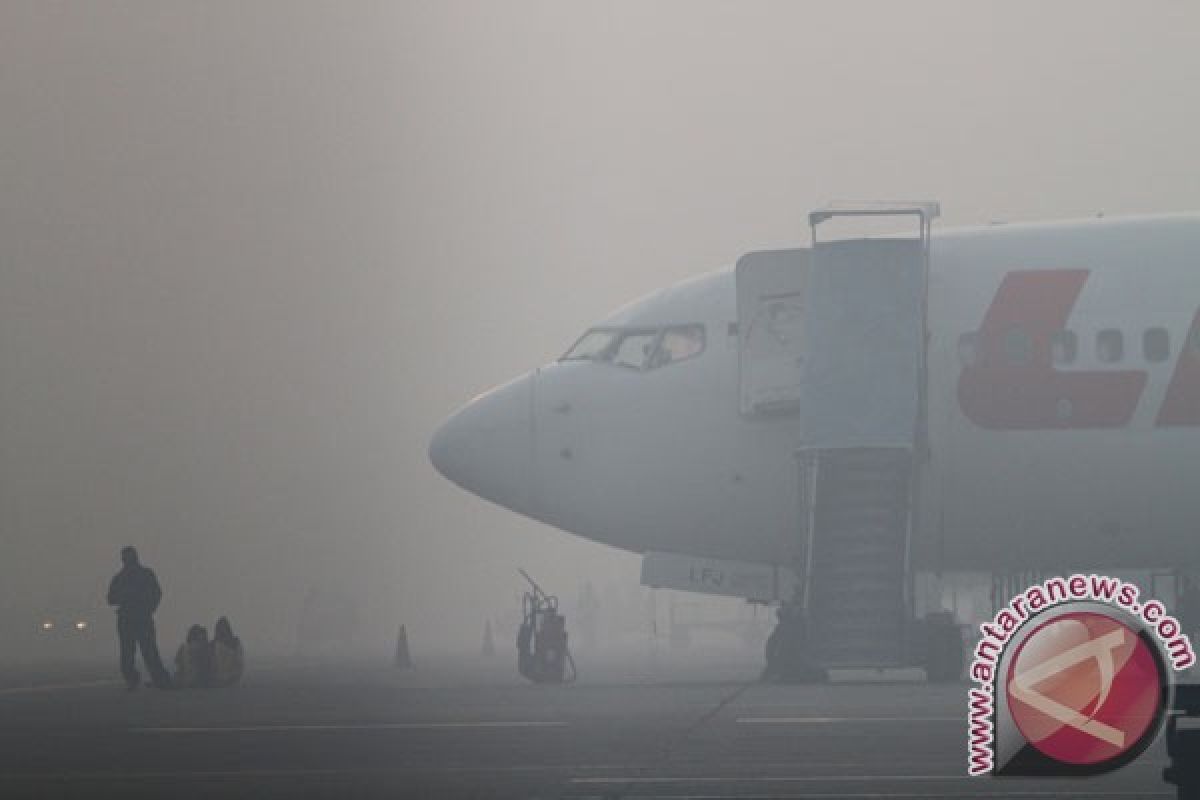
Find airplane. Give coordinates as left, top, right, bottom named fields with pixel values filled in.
left=429, top=204, right=1200, bottom=680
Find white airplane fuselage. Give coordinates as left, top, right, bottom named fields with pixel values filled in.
left=430, top=215, right=1200, bottom=590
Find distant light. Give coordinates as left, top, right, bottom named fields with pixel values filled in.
left=74, top=621, right=88, bottom=631
left=41, top=621, right=54, bottom=631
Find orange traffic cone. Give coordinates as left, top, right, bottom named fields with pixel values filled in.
left=482, top=619, right=496, bottom=657
left=395, top=624, right=413, bottom=670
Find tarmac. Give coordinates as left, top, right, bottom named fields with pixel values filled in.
left=0, top=645, right=1181, bottom=799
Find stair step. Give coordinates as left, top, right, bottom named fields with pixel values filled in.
left=816, top=480, right=909, bottom=497
left=821, top=478, right=909, bottom=494
left=814, top=524, right=906, bottom=539
left=811, top=526, right=907, bottom=543
left=821, top=504, right=907, bottom=515
left=811, top=609, right=905, bottom=625
left=809, top=591, right=905, bottom=610
left=809, top=596, right=905, bottom=615
left=818, top=496, right=908, bottom=510
left=816, top=492, right=909, bottom=508
left=816, top=508, right=907, bottom=522
left=813, top=624, right=904, bottom=641
left=812, top=519, right=906, bottom=533
left=811, top=560, right=904, bottom=573
left=818, top=447, right=911, bottom=465
left=814, top=540, right=901, bottom=556
left=810, top=563, right=905, bottom=581
left=813, top=638, right=903, bottom=650
left=819, top=465, right=910, bottom=481
left=812, top=623, right=904, bottom=640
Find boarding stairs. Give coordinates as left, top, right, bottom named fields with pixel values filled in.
left=802, top=446, right=912, bottom=666
left=737, top=202, right=939, bottom=671
left=795, top=203, right=935, bottom=669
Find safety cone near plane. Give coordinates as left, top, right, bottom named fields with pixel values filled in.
left=482, top=619, right=496, bottom=657
left=394, top=624, right=413, bottom=670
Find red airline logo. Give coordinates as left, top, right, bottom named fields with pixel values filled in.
left=957, top=269, right=1199, bottom=429
left=1157, top=307, right=1200, bottom=426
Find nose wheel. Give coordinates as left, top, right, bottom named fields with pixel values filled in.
left=762, top=607, right=964, bottom=683
left=761, top=605, right=826, bottom=683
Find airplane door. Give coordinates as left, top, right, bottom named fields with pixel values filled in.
left=801, top=239, right=925, bottom=448
left=735, top=249, right=809, bottom=417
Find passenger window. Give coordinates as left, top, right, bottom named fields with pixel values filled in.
left=957, top=332, right=980, bottom=367
left=1002, top=327, right=1033, bottom=365
left=1097, top=329, right=1124, bottom=363
left=648, top=325, right=705, bottom=368
left=611, top=331, right=659, bottom=369
left=1144, top=328, right=1170, bottom=363
left=1051, top=330, right=1077, bottom=365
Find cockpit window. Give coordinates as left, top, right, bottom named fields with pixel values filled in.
left=611, top=331, right=659, bottom=369
left=561, top=329, right=618, bottom=362
left=561, top=324, right=707, bottom=370
left=648, top=324, right=706, bottom=368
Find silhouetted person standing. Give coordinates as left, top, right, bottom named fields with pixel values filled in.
left=107, top=547, right=171, bottom=690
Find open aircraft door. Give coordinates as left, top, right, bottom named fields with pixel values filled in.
left=735, top=248, right=809, bottom=417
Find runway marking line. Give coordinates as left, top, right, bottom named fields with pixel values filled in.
left=736, top=716, right=960, bottom=724
left=132, top=721, right=567, bottom=733
left=3, top=764, right=1169, bottom=795
left=0, top=680, right=120, bottom=696
left=568, top=773, right=1173, bottom=796
left=570, top=793, right=1171, bottom=799
left=572, top=775, right=975, bottom=784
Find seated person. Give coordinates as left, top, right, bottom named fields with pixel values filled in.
left=210, top=616, right=245, bottom=687
left=174, top=624, right=214, bottom=689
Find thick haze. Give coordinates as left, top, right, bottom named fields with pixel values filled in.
left=2, top=1, right=1198, bottom=655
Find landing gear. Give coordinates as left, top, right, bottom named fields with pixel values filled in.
left=919, top=612, right=964, bottom=683
left=761, top=607, right=962, bottom=683
left=762, top=605, right=826, bottom=683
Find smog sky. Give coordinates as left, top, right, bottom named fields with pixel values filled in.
left=2, top=1, right=1198, bottom=653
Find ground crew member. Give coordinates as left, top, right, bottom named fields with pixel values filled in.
left=106, top=546, right=171, bottom=690
left=173, top=624, right=213, bottom=689
left=211, top=616, right=245, bottom=687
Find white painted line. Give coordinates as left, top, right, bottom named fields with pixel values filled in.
left=736, top=716, right=960, bottom=724
left=6, top=769, right=1170, bottom=797
left=4, top=763, right=625, bottom=781
left=0, top=680, right=120, bottom=696
left=133, top=721, right=567, bottom=734
left=572, top=775, right=970, bottom=784
left=9, top=769, right=350, bottom=781
left=578, top=793, right=1169, bottom=799
left=4, top=764, right=1169, bottom=798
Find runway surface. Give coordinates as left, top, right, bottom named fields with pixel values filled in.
left=0, top=649, right=1179, bottom=799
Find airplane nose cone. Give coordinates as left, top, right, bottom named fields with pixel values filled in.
left=429, top=373, right=536, bottom=514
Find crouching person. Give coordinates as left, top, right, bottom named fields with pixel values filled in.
left=211, top=616, right=245, bottom=687
left=174, top=625, right=214, bottom=688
